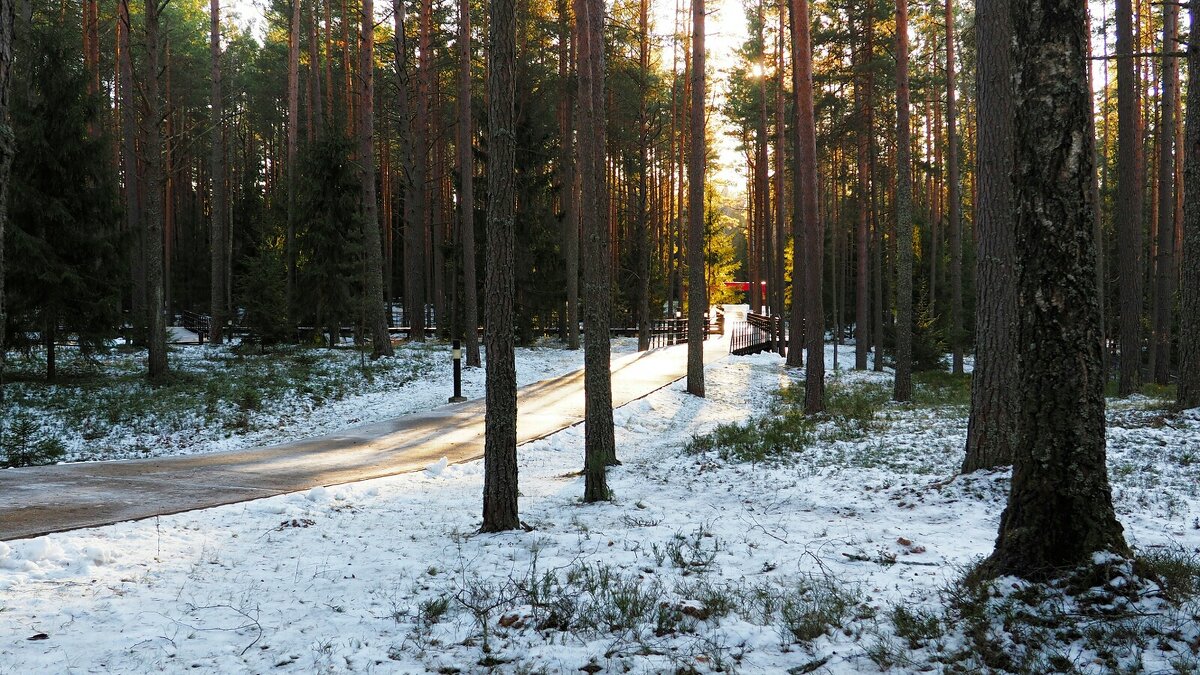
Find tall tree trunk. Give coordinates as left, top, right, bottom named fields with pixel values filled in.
left=854, top=0, right=872, bottom=370
left=0, top=0, right=11, bottom=398
left=119, top=0, right=145, bottom=348
left=686, top=0, right=706, bottom=396
left=892, top=0, right=913, bottom=402
left=209, top=0, right=226, bottom=344
left=417, top=0, right=438, bottom=328
left=985, top=0, right=1130, bottom=576
left=360, top=0, right=393, bottom=358
left=945, top=0, right=963, bottom=374
left=636, top=0, right=652, bottom=352
left=792, top=0, right=823, bottom=412
left=144, top=0, right=168, bottom=380
left=393, top=0, right=426, bottom=342
left=1152, top=3, right=1178, bottom=385
left=1115, top=0, right=1144, bottom=396
left=458, top=0, right=480, bottom=366
left=558, top=0, right=580, bottom=351
left=774, top=0, right=787, bottom=355
left=286, top=0, right=301, bottom=331
left=962, top=0, right=1017, bottom=472
left=785, top=0, right=805, bottom=370
left=578, top=0, right=616, bottom=499
left=482, top=0, right=520, bottom=531
left=309, top=0, right=324, bottom=137
left=1178, top=0, right=1200, bottom=409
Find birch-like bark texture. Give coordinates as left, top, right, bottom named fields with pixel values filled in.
left=482, top=0, right=520, bottom=531
left=963, top=0, right=1017, bottom=472
left=986, top=0, right=1129, bottom=577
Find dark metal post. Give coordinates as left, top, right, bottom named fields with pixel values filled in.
left=449, top=339, right=466, bottom=402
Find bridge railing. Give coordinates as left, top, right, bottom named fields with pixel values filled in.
left=730, top=312, right=785, bottom=356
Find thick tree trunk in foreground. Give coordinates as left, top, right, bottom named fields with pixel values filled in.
left=458, top=0, right=480, bottom=366
left=144, top=0, right=168, bottom=380
left=686, top=0, right=705, bottom=397
left=0, top=0, right=11, bottom=398
left=1115, top=0, right=1143, bottom=396
left=482, top=0, right=520, bottom=532
left=791, top=0, right=823, bottom=413
left=360, top=0, right=394, bottom=357
left=1152, top=4, right=1178, bottom=385
left=209, top=0, right=226, bottom=344
left=577, top=0, right=615, bottom=500
left=892, top=0, right=913, bottom=402
left=963, top=0, right=1018, bottom=472
left=985, top=0, right=1129, bottom=577
left=1178, top=0, right=1200, bottom=409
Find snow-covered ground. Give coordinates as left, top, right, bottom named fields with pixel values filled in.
left=1, top=346, right=1197, bottom=673
left=1, top=338, right=638, bottom=463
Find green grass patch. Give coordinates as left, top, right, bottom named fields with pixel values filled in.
left=911, top=370, right=973, bottom=410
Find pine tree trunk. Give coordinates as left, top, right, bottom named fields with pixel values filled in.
left=308, top=0, right=324, bottom=138
left=1178, top=0, right=1200, bottom=409
left=286, top=0, right=301, bottom=331
left=892, top=0, right=913, bottom=402
left=0, top=0, right=11, bottom=399
left=786, top=0, right=805, bottom=371
left=418, top=0, right=439, bottom=328
left=359, top=0, right=393, bottom=358
left=686, top=0, right=706, bottom=396
left=985, top=0, right=1130, bottom=577
left=577, top=0, right=616, bottom=499
left=144, top=0, right=168, bottom=380
left=636, top=0, right=652, bottom=353
left=209, top=0, right=226, bottom=345
left=558, top=0, right=580, bottom=351
left=946, top=0, right=963, bottom=375
left=791, top=0, right=823, bottom=413
left=458, top=0, right=480, bottom=366
left=482, top=0, right=520, bottom=531
left=393, top=0, right=426, bottom=342
left=1152, top=4, right=1177, bottom=385
left=963, top=0, right=1017, bottom=472
left=854, top=2, right=872, bottom=371
left=1115, top=0, right=1144, bottom=396
left=774, top=0, right=787, bottom=355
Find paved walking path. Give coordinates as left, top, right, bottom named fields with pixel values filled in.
left=0, top=339, right=731, bottom=540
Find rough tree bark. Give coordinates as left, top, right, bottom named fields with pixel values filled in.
left=1115, top=0, right=1144, bottom=396
left=893, top=0, right=913, bottom=402
left=1152, top=3, right=1178, bottom=385
left=636, top=0, right=652, bottom=353
left=686, top=0, right=706, bottom=396
left=458, top=0, right=480, bottom=366
left=963, top=0, right=1018, bottom=472
left=774, top=0, right=787, bottom=356
left=946, top=0, right=963, bottom=375
left=481, top=0, right=520, bottom=531
left=791, top=0, right=823, bottom=413
left=577, top=0, right=616, bottom=501
left=985, top=0, right=1130, bottom=577
left=143, top=0, right=169, bottom=381
left=209, top=0, right=226, bottom=345
left=1178, top=0, right=1200, bottom=409
left=359, top=0, right=393, bottom=357
left=786, top=0, right=805, bottom=370
left=0, top=0, right=11, bottom=399
left=557, top=0, right=580, bottom=351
